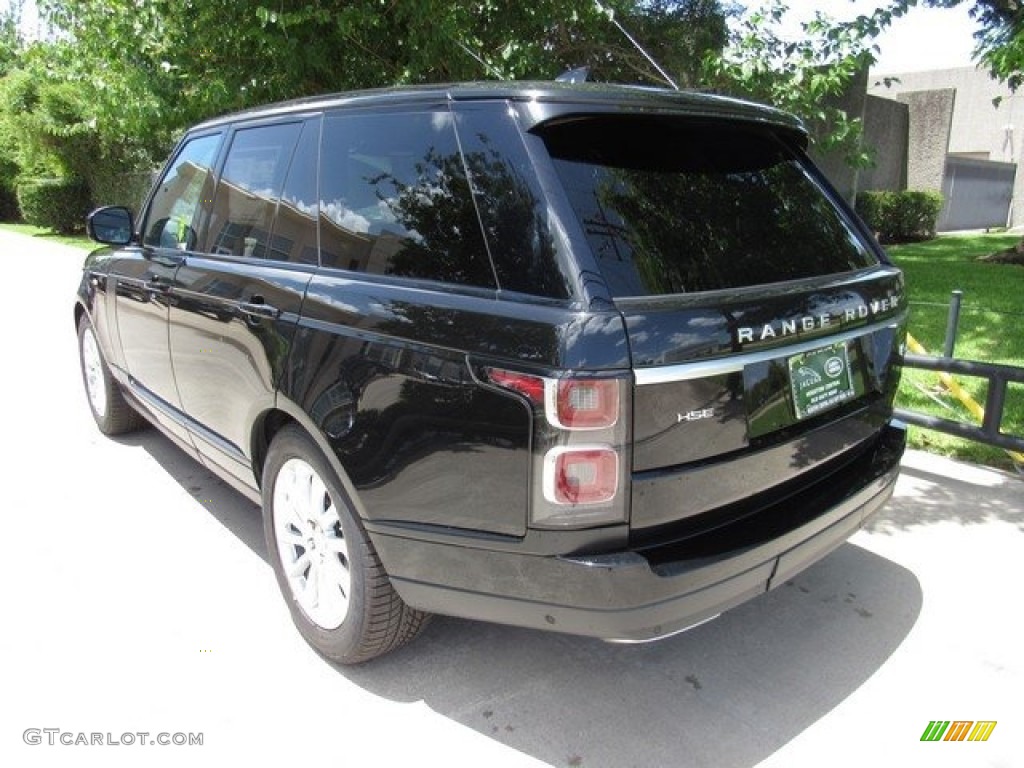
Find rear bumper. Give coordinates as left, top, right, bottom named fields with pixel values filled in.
left=373, top=423, right=905, bottom=642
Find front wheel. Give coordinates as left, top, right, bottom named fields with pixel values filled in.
left=77, top=314, right=144, bottom=435
left=262, top=426, right=430, bottom=664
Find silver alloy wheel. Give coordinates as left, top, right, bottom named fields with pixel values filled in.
left=80, top=326, right=108, bottom=419
left=272, top=457, right=352, bottom=630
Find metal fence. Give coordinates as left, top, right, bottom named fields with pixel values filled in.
left=896, top=291, right=1024, bottom=463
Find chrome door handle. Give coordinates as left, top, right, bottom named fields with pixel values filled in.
left=239, top=300, right=280, bottom=319
left=144, top=276, right=170, bottom=293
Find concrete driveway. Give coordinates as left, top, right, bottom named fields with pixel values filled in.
left=1, top=229, right=1020, bottom=768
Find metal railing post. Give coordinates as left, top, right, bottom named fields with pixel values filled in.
left=943, top=289, right=963, bottom=358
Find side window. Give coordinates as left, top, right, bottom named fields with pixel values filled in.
left=273, top=120, right=320, bottom=264
left=143, top=133, right=222, bottom=250
left=456, top=105, right=571, bottom=299
left=319, top=110, right=496, bottom=288
left=204, top=122, right=303, bottom=259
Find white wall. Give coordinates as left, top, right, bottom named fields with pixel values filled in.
left=869, top=67, right=1024, bottom=226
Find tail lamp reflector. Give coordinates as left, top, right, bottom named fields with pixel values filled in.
left=544, top=447, right=619, bottom=505
left=485, top=368, right=545, bottom=404
left=486, top=368, right=619, bottom=429
left=555, top=379, right=619, bottom=429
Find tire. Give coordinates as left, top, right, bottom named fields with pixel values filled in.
left=262, top=425, right=431, bottom=664
left=77, top=314, right=145, bottom=435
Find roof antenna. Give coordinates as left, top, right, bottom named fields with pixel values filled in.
left=454, top=40, right=508, bottom=81
left=556, top=66, right=592, bottom=84
left=594, top=1, right=679, bottom=91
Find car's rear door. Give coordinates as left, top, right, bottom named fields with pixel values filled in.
left=168, top=118, right=319, bottom=491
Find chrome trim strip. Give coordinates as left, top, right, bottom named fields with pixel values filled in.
left=633, top=315, right=906, bottom=386
left=603, top=613, right=722, bottom=644
left=128, top=378, right=250, bottom=465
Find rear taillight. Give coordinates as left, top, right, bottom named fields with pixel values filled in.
left=552, top=379, right=619, bottom=429
left=544, top=447, right=619, bottom=505
left=485, top=367, right=630, bottom=528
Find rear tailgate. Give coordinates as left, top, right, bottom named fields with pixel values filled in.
left=623, top=267, right=905, bottom=534
left=535, top=110, right=907, bottom=539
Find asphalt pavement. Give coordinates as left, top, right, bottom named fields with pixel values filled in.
left=1, top=229, right=1020, bottom=768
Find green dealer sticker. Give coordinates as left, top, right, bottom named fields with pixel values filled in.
left=788, top=342, right=855, bottom=420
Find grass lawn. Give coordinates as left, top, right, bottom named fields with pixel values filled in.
left=886, top=233, right=1024, bottom=471
left=0, top=222, right=94, bottom=250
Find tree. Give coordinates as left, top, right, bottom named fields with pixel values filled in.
left=0, top=48, right=98, bottom=181
left=829, top=1, right=1022, bottom=88
left=0, top=2, right=24, bottom=218
left=702, top=1, right=1023, bottom=171
left=0, top=43, right=101, bottom=227
left=927, top=1, right=1022, bottom=88
left=0, top=5, right=20, bottom=77
left=702, top=0, right=878, bottom=168
left=37, top=0, right=729, bottom=166
left=571, top=0, right=729, bottom=87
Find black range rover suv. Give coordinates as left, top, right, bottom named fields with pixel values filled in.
left=76, top=82, right=907, bottom=663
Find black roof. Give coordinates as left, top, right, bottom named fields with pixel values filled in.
left=193, top=81, right=806, bottom=137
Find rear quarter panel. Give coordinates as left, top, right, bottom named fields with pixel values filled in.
left=283, top=272, right=630, bottom=537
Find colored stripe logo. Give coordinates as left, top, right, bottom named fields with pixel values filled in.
left=921, top=721, right=997, bottom=742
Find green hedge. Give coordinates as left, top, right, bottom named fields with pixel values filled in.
left=0, top=158, right=18, bottom=222
left=0, top=186, right=17, bottom=221
left=90, top=168, right=154, bottom=212
left=855, top=190, right=944, bottom=243
left=16, top=178, right=92, bottom=234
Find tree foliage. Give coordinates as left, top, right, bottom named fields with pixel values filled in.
left=37, top=0, right=728, bottom=159
left=0, top=0, right=1016, bottom=231
left=0, top=4, right=26, bottom=218
left=585, top=0, right=728, bottom=87
left=0, top=0, right=731, bottom=222
left=933, top=0, right=1023, bottom=88
left=827, top=1, right=1023, bottom=88
left=0, top=51, right=99, bottom=181
left=0, top=4, right=21, bottom=78
left=702, top=0, right=878, bottom=167
left=703, top=0, right=1023, bottom=168
left=0, top=39, right=155, bottom=219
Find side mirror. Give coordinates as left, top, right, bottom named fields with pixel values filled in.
left=87, top=206, right=135, bottom=246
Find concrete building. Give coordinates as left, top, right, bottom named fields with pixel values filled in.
left=864, top=66, right=1024, bottom=230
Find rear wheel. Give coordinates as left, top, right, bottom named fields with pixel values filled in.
left=263, top=425, right=430, bottom=664
left=77, top=314, right=144, bottom=435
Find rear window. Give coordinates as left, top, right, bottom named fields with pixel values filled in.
left=541, top=116, right=878, bottom=297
